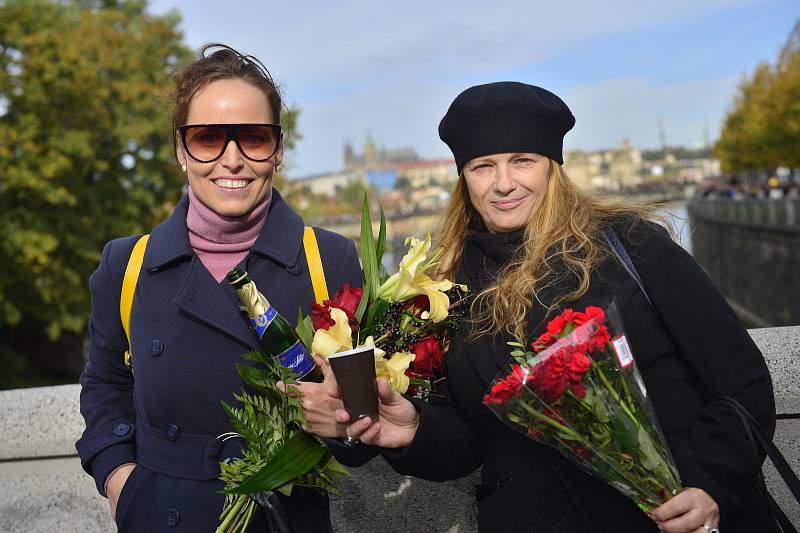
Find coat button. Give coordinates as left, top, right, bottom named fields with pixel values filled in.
left=113, top=423, right=130, bottom=436
left=149, top=339, right=164, bottom=356
left=165, top=508, right=180, bottom=527
left=165, top=424, right=180, bottom=441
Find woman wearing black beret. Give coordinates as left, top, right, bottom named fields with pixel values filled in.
left=338, top=81, right=777, bottom=532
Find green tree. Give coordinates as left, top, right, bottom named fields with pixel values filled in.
left=716, top=20, right=800, bottom=172
left=0, top=0, right=191, bottom=387
left=272, top=105, right=302, bottom=191
left=338, top=178, right=375, bottom=211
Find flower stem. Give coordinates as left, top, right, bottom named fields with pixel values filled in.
left=241, top=498, right=257, bottom=531
left=596, top=365, right=638, bottom=426
left=517, top=399, right=580, bottom=440
left=216, top=495, right=247, bottom=533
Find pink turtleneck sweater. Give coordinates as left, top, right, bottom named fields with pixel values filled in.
left=186, top=186, right=271, bottom=282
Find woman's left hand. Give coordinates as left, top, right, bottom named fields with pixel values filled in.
left=278, top=356, right=347, bottom=439
left=651, top=487, right=720, bottom=532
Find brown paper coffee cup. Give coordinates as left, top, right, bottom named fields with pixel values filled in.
left=328, top=345, right=379, bottom=420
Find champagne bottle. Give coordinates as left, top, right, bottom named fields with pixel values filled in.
left=227, top=266, right=323, bottom=383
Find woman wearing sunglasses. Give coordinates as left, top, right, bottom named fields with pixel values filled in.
left=76, top=44, right=361, bottom=532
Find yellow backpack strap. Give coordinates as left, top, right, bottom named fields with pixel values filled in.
left=303, top=226, right=329, bottom=304
left=120, top=234, right=149, bottom=369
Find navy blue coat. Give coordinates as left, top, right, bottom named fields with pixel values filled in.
left=76, top=191, right=361, bottom=532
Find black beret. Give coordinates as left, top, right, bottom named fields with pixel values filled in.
left=438, top=81, right=575, bottom=172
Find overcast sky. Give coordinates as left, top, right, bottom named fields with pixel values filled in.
left=147, top=0, right=798, bottom=177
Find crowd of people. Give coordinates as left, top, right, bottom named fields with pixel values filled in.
left=698, top=174, right=800, bottom=200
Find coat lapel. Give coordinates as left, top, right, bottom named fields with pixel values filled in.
left=172, top=257, right=258, bottom=350
left=142, top=194, right=258, bottom=350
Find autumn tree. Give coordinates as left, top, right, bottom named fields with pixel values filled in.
left=716, top=20, right=800, bottom=173
left=0, top=0, right=191, bottom=387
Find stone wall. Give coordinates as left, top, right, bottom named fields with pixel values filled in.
left=1, top=327, right=798, bottom=532
left=688, top=197, right=800, bottom=326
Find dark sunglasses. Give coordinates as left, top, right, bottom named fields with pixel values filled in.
left=179, top=123, right=282, bottom=163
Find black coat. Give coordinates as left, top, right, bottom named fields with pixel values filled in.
left=382, top=219, right=776, bottom=532
left=76, top=192, right=361, bottom=532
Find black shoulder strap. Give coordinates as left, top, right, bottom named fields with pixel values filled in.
left=720, top=397, right=800, bottom=533
left=602, top=227, right=654, bottom=310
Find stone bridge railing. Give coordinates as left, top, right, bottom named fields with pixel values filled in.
left=688, top=196, right=800, bottom=326
left=1, top=326, right=798, bottom=532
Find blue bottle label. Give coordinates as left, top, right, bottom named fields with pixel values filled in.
left=250, top=305, right=278, bottom=339
left=276, top=340, right=315, bottom=378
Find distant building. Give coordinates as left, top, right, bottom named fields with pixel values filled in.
left=289, top=170, right=362, bottom=197
left=408, top=185, right=450, bottom=210
left=565, top=139, right=644, bottom=189
left=395, top=158, right=457, bottom=189
left=563, top=150, right=595, bottom=190
left=344, top=132, right=418, bottom=173
left=299, top=132, right=454, bottom=194
left=608, top=139, right=642, bottom=188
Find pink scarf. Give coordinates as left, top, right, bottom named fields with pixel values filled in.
left=186, top=186, right=271, bottom=282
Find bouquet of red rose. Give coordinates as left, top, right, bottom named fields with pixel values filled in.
left=294, top=194, right=469, bottom=397
left=483, top=299, right=682, bottom=513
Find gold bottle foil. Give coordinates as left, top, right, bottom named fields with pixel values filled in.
left=234, top=281, right=270, bottom=319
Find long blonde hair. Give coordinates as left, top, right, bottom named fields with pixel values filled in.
left=434, top=160, right=665, bottom=341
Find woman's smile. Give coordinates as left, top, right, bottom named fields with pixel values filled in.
left=491, top=196, right=528, bottom=210
left=211, top=177, right=254, bottom=190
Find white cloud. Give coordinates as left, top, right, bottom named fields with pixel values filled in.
left=146, top=0, right=766, bottom=174
left=564, top=75, right=740, bottom=151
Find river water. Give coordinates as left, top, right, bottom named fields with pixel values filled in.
left=658, top=201, right=692, bottom=256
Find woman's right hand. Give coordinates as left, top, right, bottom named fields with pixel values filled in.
left=343, top=377, right=420, bottom=448
left=105, top=462, right=136, bottom=521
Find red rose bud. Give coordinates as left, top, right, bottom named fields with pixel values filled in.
left=531, top=354, right=569, bottom=402
left=546, top=315, right=567, bottom=335
left=532, top=331, right=553, bottom=352
left=484, top=364, right=529, bottom=405
left=593, top=325, right=611, bottom=350
left=328, top=283, right=363, bottom=315
left=572, top=311, right=588, bottom=325
left=311, top=303, right=335, bottom=330
left=543, top=406, right=563, bottom=421
left=410, top=335, right=443, bottom=377
left=324, top=283, right=363, bottom=330
left=585, top=306, right=605, bottom=322
left=566, top=349, right=592, bottom=381
left=570, top=381, right=587, bottom=400
left=527, top=427, right=544, bottom=439
left=572, top=444, right=592, bottom=459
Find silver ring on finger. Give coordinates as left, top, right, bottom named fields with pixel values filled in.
left=703, top=525, right=719, bottom=533
left=343, top=428, right=360, bottom=447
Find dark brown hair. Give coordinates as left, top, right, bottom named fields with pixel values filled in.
left=171, top=43, right=283, bottom=151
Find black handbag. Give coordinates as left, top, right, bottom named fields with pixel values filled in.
left=603, top=227, right=800, bottom=533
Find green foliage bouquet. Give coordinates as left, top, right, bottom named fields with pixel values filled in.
left=483, top=299, right=682, bottom=513
left=216, top=356, right=348, bottom=533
